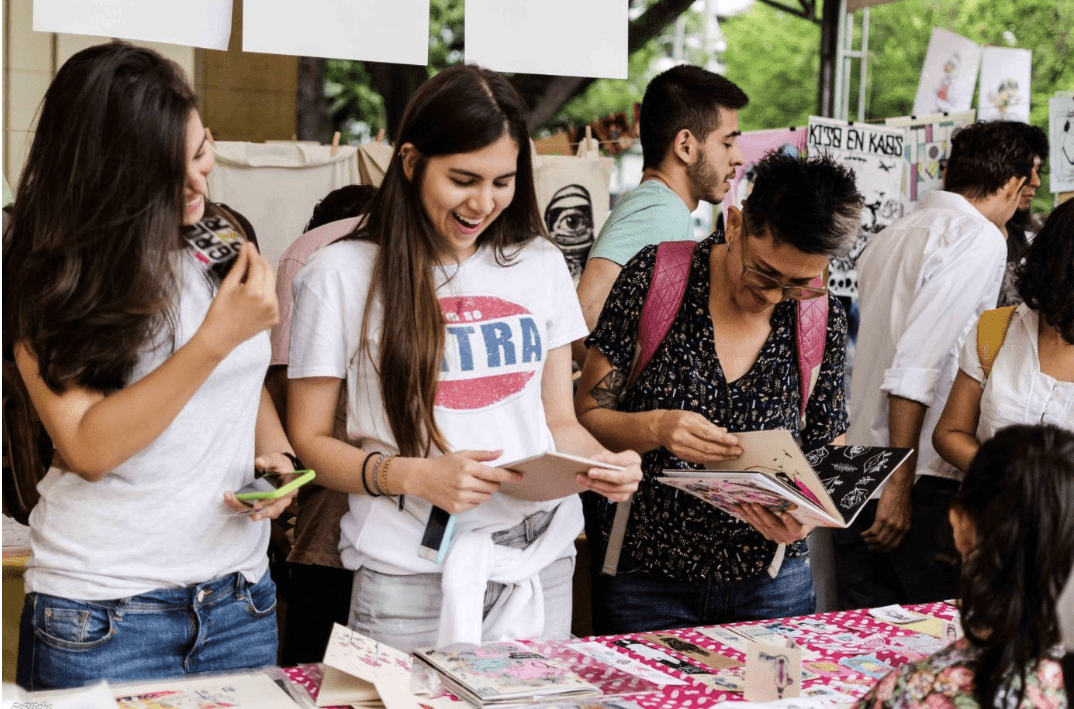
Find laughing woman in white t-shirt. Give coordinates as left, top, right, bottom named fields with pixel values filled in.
left=286, top=65, right=642, bottom=653
left=934, top=198, right=1074, bottom=471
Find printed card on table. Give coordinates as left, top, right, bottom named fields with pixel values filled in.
left=638, top=633, right=741, bottom=672
left=34, top=0, right=232, bottom=50
left=465, top=0, right=627, bottom=79
left=318, top=623, right=421, bottom=709
left=743, top=638, right=802, bottom=702
left=113, top=674, right=298, bottom=709
left=243, top=0, right=429, bottom=66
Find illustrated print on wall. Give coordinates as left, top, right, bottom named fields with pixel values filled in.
left=978, top=47, right=1032, bottom=123
left=807, top=117, right=907, bottom=298
left=887, top=111, right=975, bottom=211
left=1049, top=95, right=1074, bottom=193
left=913, top=28, right=982, bottom=116
left=544, top=184, right=595, bottom=281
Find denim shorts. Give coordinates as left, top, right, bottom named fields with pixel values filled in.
left=17, top=570, right=278, bottom=691
left=349, top=509, right=574, bottom=653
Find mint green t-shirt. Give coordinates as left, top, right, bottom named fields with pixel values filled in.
left=587, top=180, right=693, bottom=266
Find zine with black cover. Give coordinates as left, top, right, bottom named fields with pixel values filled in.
left=658, top=430, right=911, bottom=528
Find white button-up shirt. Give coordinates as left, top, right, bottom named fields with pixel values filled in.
left=848, top=190, right=1007, bottom=482
left=960, top=304, right=1074, bottom=440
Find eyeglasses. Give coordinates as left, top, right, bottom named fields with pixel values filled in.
left=738, top=235, right=828, bottom=301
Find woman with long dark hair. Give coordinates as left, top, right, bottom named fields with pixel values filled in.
left=860, top=423, right=1072, bottom=708
left=287, top=64, right=641, bottom=652
left=5, top=42, right=298, bottom=689
left=934, top=198, right=1074, bottom=470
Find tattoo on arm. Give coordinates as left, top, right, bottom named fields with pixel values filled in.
left=591, top=368, right=627, bottom=409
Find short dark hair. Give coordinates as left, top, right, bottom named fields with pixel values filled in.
left=639, top=64, right=748, bottom=170
left=741, top=151, right=863, bottom=256
left=1017, top=198, right=1074, bottom=344
left=944, top=121, right=1036, bottom=199
left=957, top=424, right=1074, bottom=708
left=305, top=184, right=376, bottom=232
left=1009, top=122, right=1049, bottom=161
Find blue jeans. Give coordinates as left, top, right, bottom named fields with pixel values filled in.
left=17, top=570, right=278, bottom=691
left=600, top=555, right=815, bottom=634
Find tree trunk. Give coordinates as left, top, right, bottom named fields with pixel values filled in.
left=296, top=57, right=330, bottom=142
left=362, top=62, right=430, bottom=141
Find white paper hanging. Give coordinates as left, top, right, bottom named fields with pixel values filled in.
left=33, top=0, right=232, bottom=50
left=977, top=47, right=1032, bottom=122
left=912, top=28, right=982, bottom=116
left=243, top=0, right=429, bottom=66
left=1049, top=95, right=1074, bottom=193
left=465, top=0, right=627, bottom=79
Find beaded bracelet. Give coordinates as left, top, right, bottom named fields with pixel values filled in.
left=370, top=453, right=387, bottom=496
left=361, top=451, right=382, bottom=497
left=379, top=454, right=406, bottom=512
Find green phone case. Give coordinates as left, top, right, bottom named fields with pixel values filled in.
left=235, top=470, right=316, bottom=501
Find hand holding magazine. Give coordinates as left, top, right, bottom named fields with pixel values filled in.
left=658, top=430, right=911, bottom=528
left=498, top=451, right=625, bottom=501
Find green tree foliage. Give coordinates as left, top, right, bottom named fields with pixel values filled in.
left=721, top=3, right=820, bottom=132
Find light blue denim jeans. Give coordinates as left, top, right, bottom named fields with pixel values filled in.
left=17, top=570, right=278, bottom=691
left=349, top=509, right=575, bottom=653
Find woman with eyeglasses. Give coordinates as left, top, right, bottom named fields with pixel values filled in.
left=575, top=151, right=863, bottom=634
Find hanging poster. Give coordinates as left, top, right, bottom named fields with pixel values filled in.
left=912, top=28, right=982, bottom=116
left=807, top=117, right=907, bottom=298
left=720, top=128, right=808, bottom=218
left=243, top=0, right=429, bottom=65
left=977, top=47, right=1032, bottom=122
left=886, top=110, right=975, bottom=211
left=535, top=141, right=615, bottom=283
left=1050, top=95, right=1074, bottom=193
left=465, top=0, right=627, bottom=79
left=33, top=0, right=232, bottom=50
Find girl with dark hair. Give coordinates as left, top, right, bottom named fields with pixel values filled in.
left=860, top=423, right=1072, bottom=708
left=934, top=199, right=1074, bottom=472
left=287, top=64, right=641, bottom=652
left=5, top=42, right=298, bottom=689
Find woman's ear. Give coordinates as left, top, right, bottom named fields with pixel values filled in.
left=949, top=505, right=977, bottom=559
left=725, top=206, right=742, bottom=245
left=399, top=143, right=419, bottom=182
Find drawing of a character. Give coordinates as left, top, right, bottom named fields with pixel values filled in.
left=1059, top=111, right=1074, bottom=185
left=759, top=652, right=795, bottom=698
left=544, top=184, right=595, bottom=281
left=936, top=52, right=960, bottom=111
left=988, top=78, right=1019, bottom=117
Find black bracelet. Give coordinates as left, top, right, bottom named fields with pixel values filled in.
left=282, top=452, right=305, bottom=471
left=361, top=451, right=382, bottom=497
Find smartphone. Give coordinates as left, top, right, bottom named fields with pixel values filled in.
left=417, top=506, right=456, bottom=564
left=235, top=470, right=316, bottom=502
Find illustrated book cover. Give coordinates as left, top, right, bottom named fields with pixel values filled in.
left=658, top=430, right=911, bottom=528
left=412, top=641, right=601, bottom=707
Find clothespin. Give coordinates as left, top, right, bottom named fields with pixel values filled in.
left=375, top=128, right=386, bottom=143
left=330, top=131, right=341, bottom=157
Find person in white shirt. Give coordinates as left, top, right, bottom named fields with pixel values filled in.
left=286, top=65, right=642, bottom=653
left=934, top=198, right=1074, bottom=471
left=834, top=120, right=1037, bottom=610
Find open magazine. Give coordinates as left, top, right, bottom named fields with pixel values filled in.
left=658, top=430, right=912, bottom=528
left=412, top=642, right=601, bottom=707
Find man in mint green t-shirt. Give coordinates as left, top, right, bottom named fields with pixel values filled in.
left=573, top=65, right=748, bottom=366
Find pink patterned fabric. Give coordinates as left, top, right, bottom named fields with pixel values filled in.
left=284, top=603, right=961, bottom=707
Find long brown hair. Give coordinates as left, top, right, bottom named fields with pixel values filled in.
left=3, top=42, right=197, bottom=393
left=350, top=64, right=544, bottom=457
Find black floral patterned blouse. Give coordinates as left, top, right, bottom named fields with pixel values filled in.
left=586, top=233, right=849, bottom=584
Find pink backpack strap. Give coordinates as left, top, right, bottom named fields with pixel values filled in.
left=795, top=274, right=828, bottom=429
left=627, top=240, right=696, bottom=389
